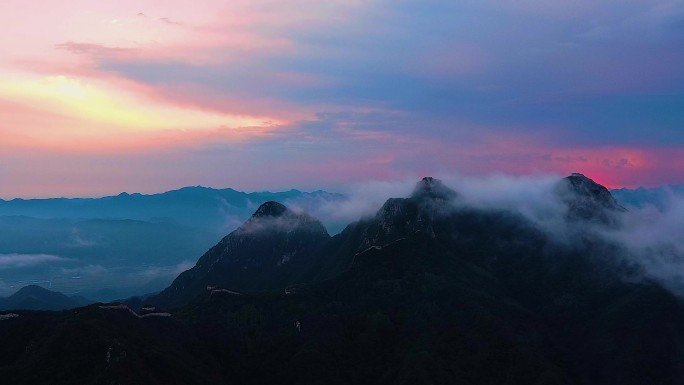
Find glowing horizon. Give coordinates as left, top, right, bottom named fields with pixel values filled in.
left=2, top=0, right=683, bottom=197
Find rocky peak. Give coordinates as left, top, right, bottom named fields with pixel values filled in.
left=359, top=178, right=459, bottom=249
left=557, top=173, right=626, bottom=224
left=562, top=173, right=623, bottom=210
left=245, top=201, right=328, bottom=237
left=411, top=177, right=458, bottom=201
left=252, top=201, right=289, bottom=218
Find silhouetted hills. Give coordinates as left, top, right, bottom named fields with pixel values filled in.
left=1, top=174, right=683, bottom=384
left=156, top=174, right=639, bottom=310
left=0, top=285, right=91, bottom=311
left=153, top=201, right=331, bottom=307
left=307, top=177, right=462, bottom=276
left=0, top=186, right=344, bottom=229
left=611, top=184, right=684, bottom=210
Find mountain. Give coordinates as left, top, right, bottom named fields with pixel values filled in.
left=0, top=285, right=91, bottom=311
left=294, top=177, right=466, bottom=282
left=611, top=184, right=684, bottom=210
left=0, top=186, right=345, bottom=230
left=0, top=186, right=346, bottom=300
left=153, top=173, right=640, bottom=313
left=1, top=174, right=684, bottom=384
left=153, top=177, right=465, bottom=308
left=556, top=173, right=627, bottom=224
left=154, top=201, right=331, bottom=307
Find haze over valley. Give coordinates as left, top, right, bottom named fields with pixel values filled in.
left=0, top=187, right=344, bottom=300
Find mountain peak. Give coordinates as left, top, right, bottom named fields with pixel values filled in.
left=562, top=173, right=619, bottom=206
left=252, top=201, right=289, bottom=218
left=558, top=173, right=626, bottom=224
left=411, top=177, right=458, bottom=200
left=153, top=201, right=330, bottom=307
left=13, top=284, right=50, bottom=296
left=1, top=285, right=86, bottom=311
left=567, top=172, right=596, bottom=185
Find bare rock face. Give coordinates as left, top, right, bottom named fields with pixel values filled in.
left=556, top=173, right=627, bottom=226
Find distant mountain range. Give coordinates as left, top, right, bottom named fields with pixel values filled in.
left=0, top=186, right=345, bottom=230
left=611, top=184, right=684, bottom=210
left=0, top=187, right=346, bottom=301
left=3, top=182, right=678, bottom=226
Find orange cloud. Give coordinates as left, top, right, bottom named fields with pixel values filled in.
left=0, top=72, right=284, bottom=151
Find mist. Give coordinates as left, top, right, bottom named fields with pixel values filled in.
left=292, top=173, right=684, bottom=296
left=449, top=175, right=684, bottom=296
left=286, top=179, right=417, bottom=234
left=1, top=175, right=683, bottom=300
left=601, top=195, right=684, bottom=294
left=292, top=174, right=568, bottom=235
left=0, top=253, right=70, bottom=269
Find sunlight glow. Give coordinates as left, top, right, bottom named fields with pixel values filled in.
left=0, top=74, right=279, bottom=134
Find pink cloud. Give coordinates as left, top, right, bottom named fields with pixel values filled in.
left=0, top=0, right=682, bottom=198
left=426, top=133, right=683, bottom=188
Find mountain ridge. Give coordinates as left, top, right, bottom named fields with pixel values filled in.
left=0, top=186, right=345, bottom=229
left=150, top=173, right=631, bottom=309
left=3, top=174, right=684, bottom=384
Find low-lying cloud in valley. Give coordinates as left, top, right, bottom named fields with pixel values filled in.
left=1, top=174, right=682, bottom=301
left=602, top=195, right=684, bottom=293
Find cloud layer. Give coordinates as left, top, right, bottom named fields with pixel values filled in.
left=298, top=173, right=684, bottom=296
left=448, top=175, right=684, bottom=296
left=0, top=254, right=70, bottom=269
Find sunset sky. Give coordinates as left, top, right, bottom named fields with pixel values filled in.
left=1, top=0, right=683, bottom=197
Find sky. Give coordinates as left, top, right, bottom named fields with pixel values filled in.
left=1, top=0, right=683, bottom=198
